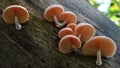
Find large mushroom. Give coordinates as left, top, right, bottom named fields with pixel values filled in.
left=2, top=5, right=29, bottom=30
left=44, top=5, right=64, bottom=28
left=58, top=11, right=77, bottom=27
left=82, top=36, right=116, bottom=66
left=58, top=28, right=74, bottom=39
left=59, top=35, right=81, bottom=54
left=74, top=23, right=95, bottom=43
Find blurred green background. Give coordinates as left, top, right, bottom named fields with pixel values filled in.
left=88, top=0, right=120, bottom=26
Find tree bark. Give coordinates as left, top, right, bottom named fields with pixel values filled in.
left=0, top=0, right=120, bottom=68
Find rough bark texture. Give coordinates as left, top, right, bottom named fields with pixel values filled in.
left=0, top=0, right=120, bottom=68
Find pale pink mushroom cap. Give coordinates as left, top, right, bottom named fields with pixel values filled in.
left=58, top=11, right=77, bottom=24
left=44, top=5, right=64, bottom=22
left=59, top=35, right=81, bottom=54
left=82, top=36, right=116, bottom=58
left=58, top=28, right=74, bottom=39
left=3, top=5, right=29, bottom=24
left=74, top=23, right=95, bottom=43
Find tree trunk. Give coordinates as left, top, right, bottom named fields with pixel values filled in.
left=0, top=0, right=120, bottom=68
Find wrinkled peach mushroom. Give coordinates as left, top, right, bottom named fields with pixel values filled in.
left=59, top=35, right=81, bottom=54
left=74, top=23, right=95, bottom=43
left=2, top=5, right=29, bottom=30
left=58, top=28, right=74, bottom=39
left=66, top=23, right=77, bottom=31
left=82, top=36, right=116, bottom=66
left=58, top=11, right=77, bottom=27
left=44, top=5, right=64, bottom=27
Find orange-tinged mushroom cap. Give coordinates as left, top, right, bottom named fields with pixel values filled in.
left=58, top=11, right=77, bottom=24
left=82, top=36, right=116, bottom=57
left=44, top=5, right=64, bottom=22
left=3, top=5, right=29, bottom=24
left=66, top=23, right=77, bottom=31
left=74, top=23, right=95, bottom=43
left=58, top=28, right=74, bottom=39
left=59, top=35, right=81, bottom=54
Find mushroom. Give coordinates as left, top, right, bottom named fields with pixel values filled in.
left=58, top=11, right=77, bottom=27
left=59, top=35, right=81, bottom=54
left=58, top=28, right=74, bottom=39
left=74, top=23, right=95, bottom=43
left=82, top=36, right=116, bottom=66
left=44, top=5, right=64, bottom=27
left=2, top=5, right=29, bottom=30
left=66, top=23, right=77, bottom=31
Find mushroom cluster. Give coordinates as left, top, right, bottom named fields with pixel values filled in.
left=44, top=5, right=77, bottom=28
left=58, top=22, right=96, bottom=53
left=44, top=5, right=117, bottom=66
left=2, top=4, right=117, bottom=67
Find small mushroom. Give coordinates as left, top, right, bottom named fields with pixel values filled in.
left=2, top=5, right=29, bottom=30
left=66, top=23, right=77, bottom=31
left=74, top=23, right=95, bottom=43
left=59, top=35, right=81, bottom=54
left=58, top=28, right=74, bottom=39
left=44, top=5, right=64, bottom=27
left=58, top=11, right=77, bottom=27
left=82, top=36, right=116, bottom=66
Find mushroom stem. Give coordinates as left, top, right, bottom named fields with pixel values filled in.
left=54, top=16, right=66, bottom=28
left=96, top=50, right=102, bottom=66
left=54, top=16, right=61, bottom=26
left=78, top=34, right=81, bottom=39
left=15, top=16, right=22, bottom=30
left=56, top=20, right=66, bottom=28
left=72, top=45, right=78, bottom=52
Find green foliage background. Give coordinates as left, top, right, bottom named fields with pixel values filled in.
left=89, top=0, right=120, bottom=26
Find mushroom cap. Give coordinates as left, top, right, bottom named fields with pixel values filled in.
left=44, top=5, right=64, bottom=22
left=59, top=35, right=81, bottom=54
left=74, top=23, right=95, bottom=43
left=58, top=11, right=77, bottom=24
left=82, top=36, right=116, bottom=58
left=2, top=5, right=29, bottom=24
left=58, top=28, right=74, bottom=39
left=66, top=23, right=77, bottom=31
